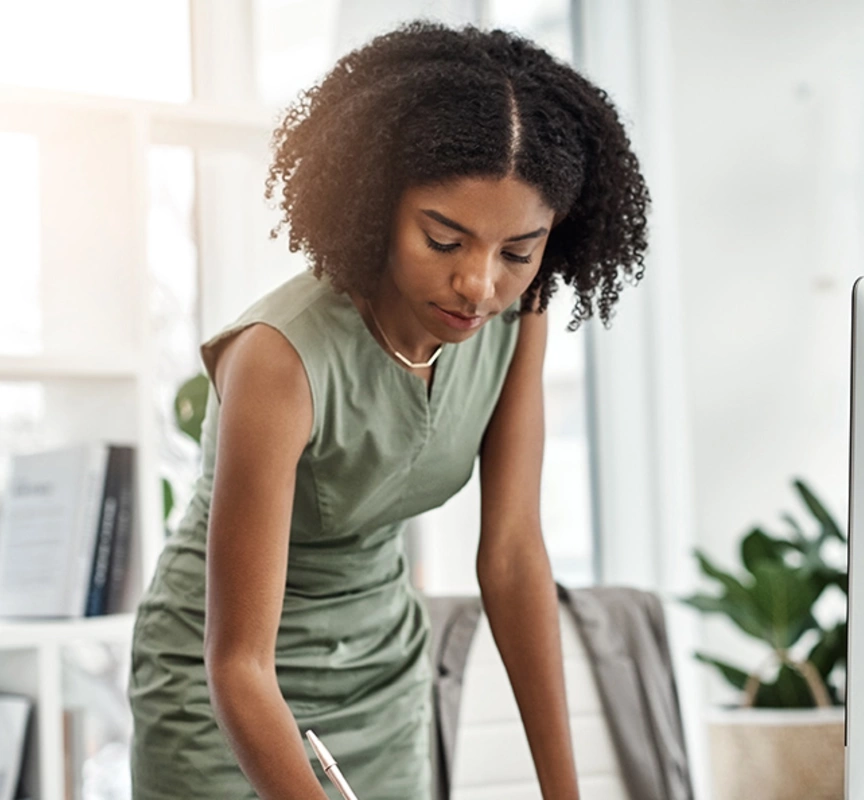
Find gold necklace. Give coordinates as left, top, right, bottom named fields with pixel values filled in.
left=365, top=298, right=443, bottom=369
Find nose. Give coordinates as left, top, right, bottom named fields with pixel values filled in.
left=451, top=253, right=496, bottom=309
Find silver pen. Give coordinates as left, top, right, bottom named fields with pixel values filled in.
left=305, top=729, right=360, bottom=800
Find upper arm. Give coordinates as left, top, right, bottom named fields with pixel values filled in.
left=477, top=308, right=547, bottom=585
left=203, top=323, right=313, bottom=674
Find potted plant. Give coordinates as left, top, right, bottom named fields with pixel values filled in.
left=162, top=373, right=209, bottom=528
left=682, top=478, right=847, bottom=800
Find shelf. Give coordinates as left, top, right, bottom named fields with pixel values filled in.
left=0, top=354, right=140, bottom=381
left=0, top=613, right=135, bottom=648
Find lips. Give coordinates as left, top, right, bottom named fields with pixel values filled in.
left=440, top=307, right=479, bottom=321
left=431, top=303, right=485, bottom=331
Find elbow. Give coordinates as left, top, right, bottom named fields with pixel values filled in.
left=203, top=629, right=228, bottom=687
left=477, top=531, right=551, bottom=593
left=204, top=643, right=273, bottom=714
left=476, top=546, right=518, bottom=594
left=204, top=648, right=237, bottom=713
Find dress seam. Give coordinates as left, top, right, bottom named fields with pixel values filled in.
left=305, top=452, right=329, bottom=534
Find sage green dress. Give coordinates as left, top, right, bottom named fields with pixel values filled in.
left=128, top=269, right=520, bottom=799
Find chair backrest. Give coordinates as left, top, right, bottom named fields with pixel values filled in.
left=431, top=600, right=630, bottom=800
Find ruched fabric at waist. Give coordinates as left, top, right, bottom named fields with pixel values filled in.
left=132, top=522, right=430, bottom=716
left=160, top=515, right=410, bottom=596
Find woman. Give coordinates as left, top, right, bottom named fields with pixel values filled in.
left=129, top=19, right=648, bottom=800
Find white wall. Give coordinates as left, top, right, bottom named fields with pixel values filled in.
left=667, top=0, right=864, bottom=699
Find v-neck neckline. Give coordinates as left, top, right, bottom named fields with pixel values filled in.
left=337, top=287, right=451, bottom=410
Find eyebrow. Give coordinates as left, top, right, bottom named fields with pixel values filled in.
left=420, top=209, right=548, bottom=242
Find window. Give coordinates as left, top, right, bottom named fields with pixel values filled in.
left=254, top=0, right=342, bottom=108
left=0, top=1, right=192, bottom=103
left=0, top=132, right=41, bottom=355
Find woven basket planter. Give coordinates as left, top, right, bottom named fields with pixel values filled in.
left=706, top=707, right=845, bottom=800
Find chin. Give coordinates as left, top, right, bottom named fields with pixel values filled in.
left=440, top=327, right=479, bottom=343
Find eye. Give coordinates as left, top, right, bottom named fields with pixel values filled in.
left=424, top=234, right=459, bottom=254
left=503, top=252, right=532, bottom=265
left=424, top=233, right=533, bottom=265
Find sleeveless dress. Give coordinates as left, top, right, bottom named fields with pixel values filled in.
left=128, top=269, right=521, bottom=799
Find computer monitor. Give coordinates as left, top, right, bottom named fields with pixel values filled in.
left=846, top=277, right=864, bottom=798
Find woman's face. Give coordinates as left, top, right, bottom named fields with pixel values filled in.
left=381, top=174, right=557, bottom=345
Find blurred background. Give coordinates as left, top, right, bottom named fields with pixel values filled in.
left=0, top=1, right=861, bottom=799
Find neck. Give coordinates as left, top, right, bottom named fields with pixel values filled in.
left=360, top=279, right=443, bottom=366
left=366, top=297, right=441, bottom=367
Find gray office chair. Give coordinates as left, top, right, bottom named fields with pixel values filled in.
left=423, top=584, right=694, bottom=800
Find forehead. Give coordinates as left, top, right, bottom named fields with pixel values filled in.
left=399, top=175, right=554, bottom=235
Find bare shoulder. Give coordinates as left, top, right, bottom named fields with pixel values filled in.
left=210, top=322, right=314, bottom=466
left=213, top=323, right=311, bottom=413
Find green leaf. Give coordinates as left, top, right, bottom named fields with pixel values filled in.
left=741, top=527, right=789, bottom=573
left=681, top=593, right=729, bottom=613
left=810, top=565, right=846, bottom=597
left=681, top=590, right=769, bottom=643
left=174, top=373, right=209, bottom=445
left=748, top=564, right=823, bottom=649
left=689, top=550, right=780, bottom=643
left=694, top=549, right=751, bottom=598
left=793, top=478, right=846, bottom=543
left=754, top=664, right=816, bottom=708
left=162, top=477, right=175, bottom=523
left=808, top=622, right=848, bottom=678
left=782, top=512, right=807, bottom=541
left=694, top=652, right=749, bottom=690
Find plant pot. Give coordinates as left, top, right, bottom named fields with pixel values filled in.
left=706, top=706, right=845, bottom=800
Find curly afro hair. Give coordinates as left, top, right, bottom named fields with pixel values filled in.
left=264, top=19, right=649, bottom=329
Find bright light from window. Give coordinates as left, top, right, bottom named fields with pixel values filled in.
left=0, top=132, right=41, bottom=355
left=255, top=0, right=341, bottom=107
left=0, top=1, right=192, bottom=102
left=488, top=0, right=572, bottom=61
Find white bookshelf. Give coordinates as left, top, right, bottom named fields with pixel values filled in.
left=0, top=355, right=140, bottom=381
left=0, top=617, right=137, bottom=800
left=0, top=4, right=289, bottom=799
left=0, top=615, right=137, bottom=649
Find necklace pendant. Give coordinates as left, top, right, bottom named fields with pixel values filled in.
left=393, top=346, right=443, bottom=370
left=366, top=297, right=444, bottom=370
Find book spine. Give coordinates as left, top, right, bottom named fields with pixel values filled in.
left=68, top=444, right=109, bottom=618
left=84, top=447, right=123, bottom=617
left=105, top=447, right=135, bottom=615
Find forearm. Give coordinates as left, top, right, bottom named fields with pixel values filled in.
left=479, top=537, right=580, bottom=800
left=207, top=660, right=330, bottom=800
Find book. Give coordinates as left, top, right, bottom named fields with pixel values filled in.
left=0, top=694, right=32, bottom=800
left=0, top=442, right=134, bottom=619
left=105, top=447, right=135, bottom=616
left=85, top=446, right=134, bottom=617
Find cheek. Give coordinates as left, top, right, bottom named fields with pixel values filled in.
left=390, top=236, right=439, bottom=286
left=504, top=263, right=543, bottom=302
